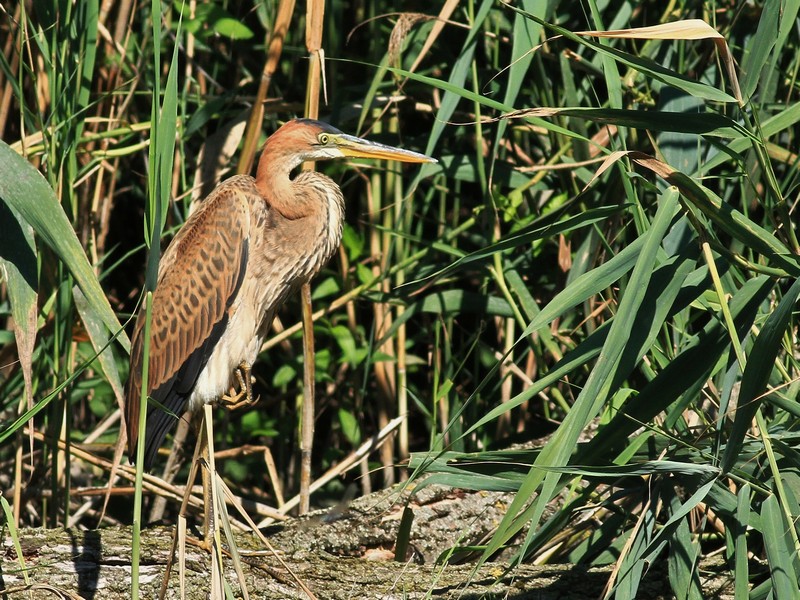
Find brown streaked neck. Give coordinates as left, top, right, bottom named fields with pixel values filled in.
left=255, top=143, right=314, bottom=220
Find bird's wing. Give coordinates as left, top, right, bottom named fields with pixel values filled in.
left=125, top=183, right=252, bottom=468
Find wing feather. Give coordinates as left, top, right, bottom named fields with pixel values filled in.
left=125, top=182, right=253, bottom=468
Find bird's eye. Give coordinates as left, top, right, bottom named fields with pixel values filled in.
left=318, top=133, right=330, bottom=145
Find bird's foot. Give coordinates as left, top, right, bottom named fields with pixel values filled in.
left=220, top=362, right=259, bottom=410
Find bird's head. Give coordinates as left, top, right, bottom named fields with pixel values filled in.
left=261, top=119, right=437, bottom=172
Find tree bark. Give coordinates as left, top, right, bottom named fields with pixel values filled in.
left=1, top=484, right=736, bottom=599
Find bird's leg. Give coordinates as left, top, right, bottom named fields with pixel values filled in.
left=160, top=410, right=216, bottom=598
left=159, top=415, right=205, bottom=599
left=220, top=361, right=259, bottom=410
left=200, top=429, right=213, bottom=548
left=201, top=404, right=226, bottom=595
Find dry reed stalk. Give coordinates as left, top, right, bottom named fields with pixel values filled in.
left=366, top=116, right=397, bottom=487
left=299, top=0, right=326, bottom=517
left=238, top=0, right=297, bottom=175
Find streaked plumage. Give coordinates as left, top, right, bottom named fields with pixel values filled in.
left=125, top=119, right=435, bottom=469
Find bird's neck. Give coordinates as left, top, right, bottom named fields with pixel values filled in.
left=255, top=148, right=311, bottom=220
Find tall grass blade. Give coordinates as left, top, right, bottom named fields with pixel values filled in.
left=132, top=2, right=183, bottom=596
left=667, top=492, right=703, bottom=600
left=499, top=106, right=750, bottom=138
left=0, top=493, right=30, bottom=586
left=755, top=0, right=800, bottom=100
left=132, top=292, right=153, bottom=599
left=734, top=484, right=751, bottom=600
left=739, top=0, right=781, bottom=101
left=145, top=2, right=182, bottom=289
left=761, top=494, right=800, bottom=598
left=482, top=188, right=680, bottom=563
left=578, top=275, right=774, bottom=460
left=722, top=275, right=800, bottom=473
left=490, top=0, right=548, bottom=178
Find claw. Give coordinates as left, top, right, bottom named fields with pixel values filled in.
left=220, top=362, right=259, bottom=410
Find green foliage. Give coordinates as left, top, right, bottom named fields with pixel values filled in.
left=2, top=0, right=800, bottom=597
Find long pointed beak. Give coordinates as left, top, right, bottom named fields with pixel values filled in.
left=335, top=133, right=437, bottom=163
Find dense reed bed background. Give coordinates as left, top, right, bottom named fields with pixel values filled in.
left=2, top=0, right=800, bottom=596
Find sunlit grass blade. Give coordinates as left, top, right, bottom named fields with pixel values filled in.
left=133, top=3, right=183, bottom=596
left=413, top=451, right=718, bottom=479
left=0, top=493, right=30, bottom=585
left=131, top=292, right=153, bottom=600
left=630, top=154, right=800, bottom=277
left=505, top=5, right=738, bottom=103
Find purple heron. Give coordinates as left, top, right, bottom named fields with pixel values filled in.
left=125, top=119, right=435, bottom=469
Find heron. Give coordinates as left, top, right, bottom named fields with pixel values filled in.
left=124, top=118, right=435, bottom=485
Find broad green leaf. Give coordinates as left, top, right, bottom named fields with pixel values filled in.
left=338, top=408, right=361, bottom=446
left=186, top=4, right=255, bottom=39
left=74, top=288, right=125, bottom=407
left=331, top=325, right=359, bottom=365
left=0, top=141, right=129, bottom=351
left=0, top=201, right=38, bottom=412
left=272, top=364, right=297, bottom=388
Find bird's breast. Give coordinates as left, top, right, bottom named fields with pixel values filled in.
left=187, top=183, right=344, bottom=409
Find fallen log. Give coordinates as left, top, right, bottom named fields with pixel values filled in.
left=1, top=483, right=736, bottom=599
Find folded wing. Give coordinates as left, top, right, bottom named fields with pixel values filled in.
left=125, top=185, right=251, bottom=469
